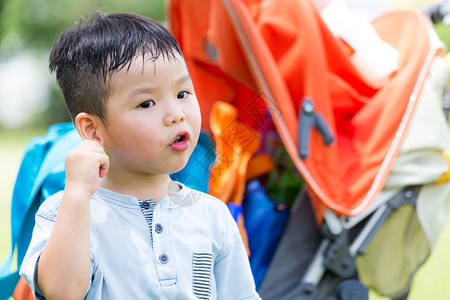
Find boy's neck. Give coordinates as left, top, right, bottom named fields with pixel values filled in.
left=98, top=173, right=179, bottom=202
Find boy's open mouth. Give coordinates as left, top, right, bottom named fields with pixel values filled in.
left=170, top=131, right=190, bottom=152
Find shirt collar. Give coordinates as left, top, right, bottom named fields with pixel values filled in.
left=94, top=182, right=193, bottom=210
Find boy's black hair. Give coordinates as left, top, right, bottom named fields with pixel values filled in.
left=49, top=10, right=182, bottom=123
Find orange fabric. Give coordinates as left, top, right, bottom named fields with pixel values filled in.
left=237, top=212, right=250, bottom=256
left=208, top=101, right=259, bottom=254
left=13, top=278, right=33, bottom=300
left=208, top=101, right=241, bottom=202
left=169, top=0, right=437, bottom=219
left=208, top=101, right=260, bottom=203
left=246, top=154, right=275, bottom=180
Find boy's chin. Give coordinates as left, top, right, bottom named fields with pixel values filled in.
left=169, top=161, right=190, bottom=175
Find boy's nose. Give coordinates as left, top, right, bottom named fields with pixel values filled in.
left=164, top=108, right=186, bottom=126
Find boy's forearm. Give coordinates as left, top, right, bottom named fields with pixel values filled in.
left=37, top=189, right=91, bottom=299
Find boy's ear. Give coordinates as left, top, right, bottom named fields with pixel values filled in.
left=74, top=112, right=104, bottom=144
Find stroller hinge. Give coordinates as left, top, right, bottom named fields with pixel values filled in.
left=322, top=230, right=357, bottom=279
left=298, top=98, right=334, bottom=159
left=320, top=211, right=355, bottom=278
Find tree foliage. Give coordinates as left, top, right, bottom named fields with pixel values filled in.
left=0, top=0, right=166, bottom=55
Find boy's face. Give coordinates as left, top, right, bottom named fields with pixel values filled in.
left=99, top=53, right=202, bottom=177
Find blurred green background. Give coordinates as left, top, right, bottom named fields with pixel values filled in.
left=0, top=0, right=449, bottom=298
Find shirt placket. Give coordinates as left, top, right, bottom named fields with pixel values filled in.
left=141, top=197, right=177, bottom=287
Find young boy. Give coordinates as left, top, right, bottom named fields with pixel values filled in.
left=19, top=11, right=260, bottom=300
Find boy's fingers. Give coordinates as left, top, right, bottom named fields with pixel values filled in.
left=72, top=139, right=110, bottom=178
left=98, top=153, right=110, bottom=178
left=81, top=139, right=104, bottom=152
left=86, top=141, right=110, bottom=178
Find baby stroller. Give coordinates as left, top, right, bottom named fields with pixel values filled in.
left=168, top=0, right=450, bottom=299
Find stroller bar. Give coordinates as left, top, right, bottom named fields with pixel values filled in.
left=298, top=240, right=329, bottom=299
left=351, top=186, right=418, bottom=255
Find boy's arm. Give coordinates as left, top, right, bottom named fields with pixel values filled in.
left=36, top=140, right=109, bottom=300
left=214, top=227, right=261, bottom=300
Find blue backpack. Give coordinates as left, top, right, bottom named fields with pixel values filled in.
left=0, top=123, right=81, bottom=299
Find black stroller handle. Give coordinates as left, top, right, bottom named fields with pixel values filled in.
left=298, top=98, right=334, bottom=159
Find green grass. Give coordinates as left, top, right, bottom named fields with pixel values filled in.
left=434, top=22, right=450, bottom=51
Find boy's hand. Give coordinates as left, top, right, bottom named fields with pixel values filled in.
left=38, top=139, right=107, bottom=298
left=65, top=140, right=110, bottom=198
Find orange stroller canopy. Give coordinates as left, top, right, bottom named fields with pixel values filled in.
left=169, top=0, right=438, bottom=219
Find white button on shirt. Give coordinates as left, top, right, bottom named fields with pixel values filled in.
left=20, top=183, right=261, bottom=300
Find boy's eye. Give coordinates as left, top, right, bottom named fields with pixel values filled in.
left=139, top=100, right=155, bottom=109
left=177, top=91, right=190, bottom=99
